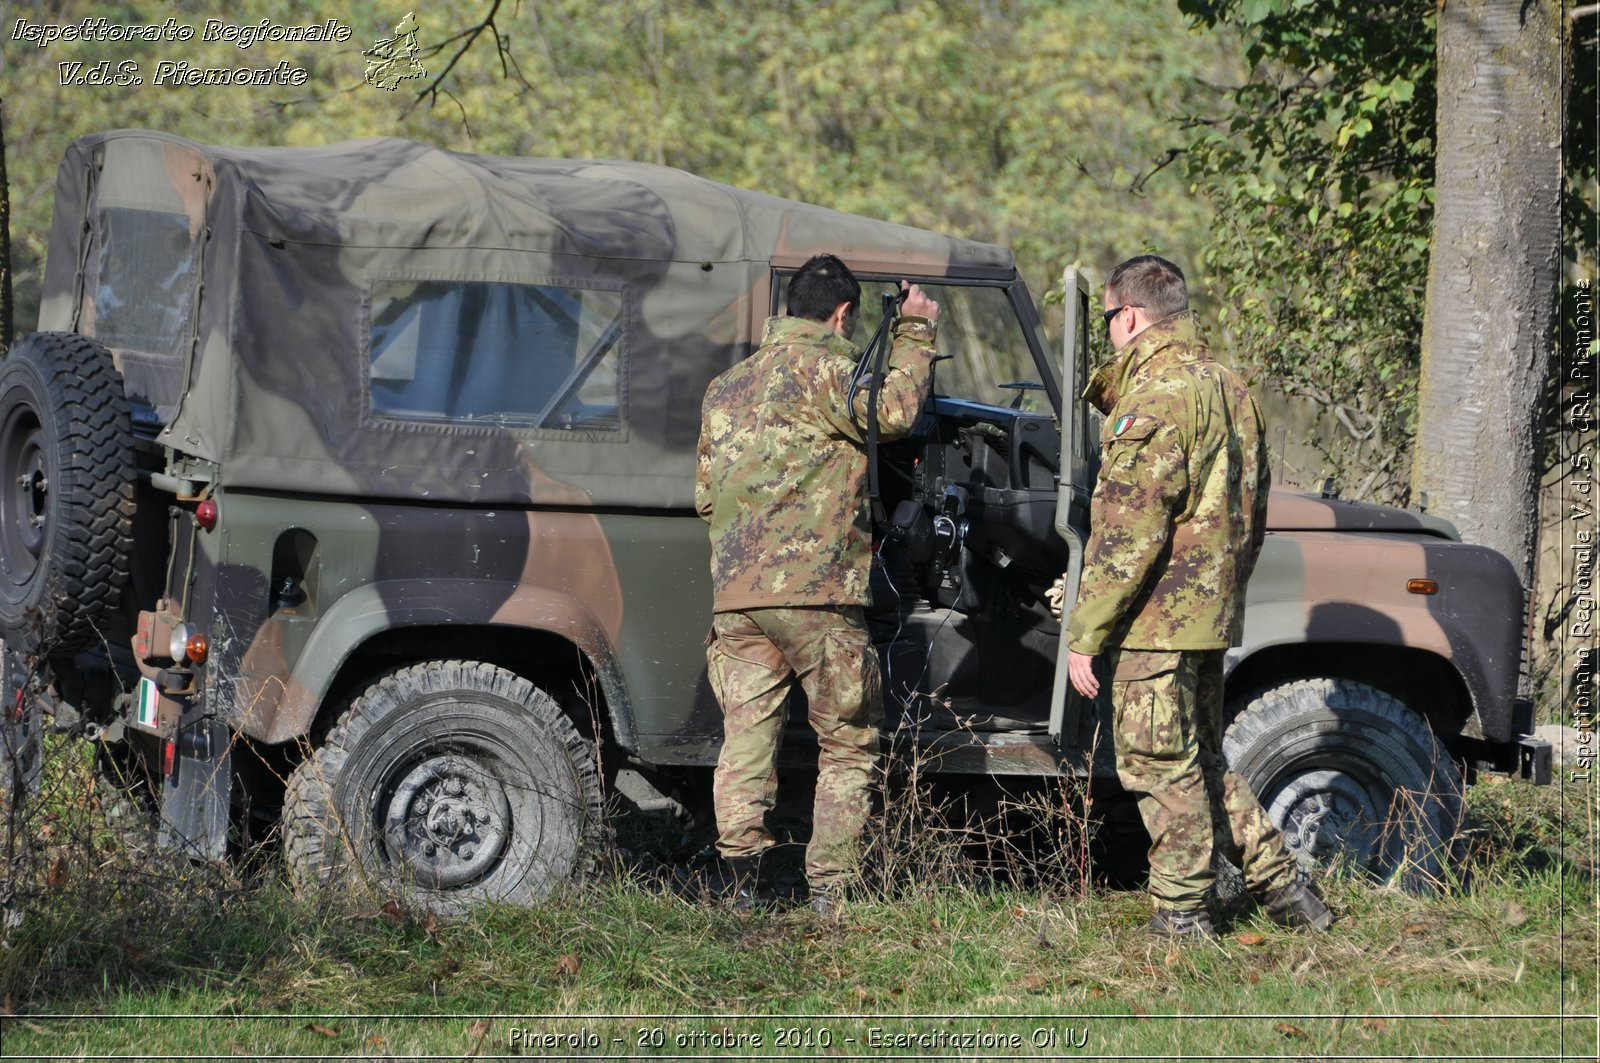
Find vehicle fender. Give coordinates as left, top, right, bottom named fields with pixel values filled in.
left=232, top=578, right=633, bottom=749
left=1238, top=530, right=1524, bottom=742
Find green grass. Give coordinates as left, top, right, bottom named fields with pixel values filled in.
left=0, top=766, right=1594, bottom=1060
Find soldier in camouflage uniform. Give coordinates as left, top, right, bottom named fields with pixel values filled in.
left=696, top=254, right=939, bottom=912
left=1066, top=255, right=1331, bottom=938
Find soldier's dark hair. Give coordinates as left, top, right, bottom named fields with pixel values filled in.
left=1106, top=255, right=1188, bottom=321
left=788, top=254, right=861, bottom=322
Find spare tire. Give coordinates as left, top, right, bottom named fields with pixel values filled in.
left=0, top=333, right=134, bottom=652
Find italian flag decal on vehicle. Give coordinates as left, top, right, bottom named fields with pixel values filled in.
left=136, top=676, right=160, bottom=729
left=1114, top=414, right=1135, bottom=436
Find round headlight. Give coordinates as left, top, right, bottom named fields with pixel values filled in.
left=169, top=622, right=193, bottom=663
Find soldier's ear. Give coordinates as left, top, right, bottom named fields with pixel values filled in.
left=826, top=300, right=855, bottom=337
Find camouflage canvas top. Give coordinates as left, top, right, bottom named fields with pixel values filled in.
left=1067, top=312, right=1271, bottom=654
left=695, top=315, right=936, bottom=611
left=38, top=131, right=1004, bottom=509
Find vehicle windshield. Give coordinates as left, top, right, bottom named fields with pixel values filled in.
left=781, top=277, right=1058, bottom=414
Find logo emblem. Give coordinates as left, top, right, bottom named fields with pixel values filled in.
left=1114, top=414, right=1135, bottom=436
left=364, top=11, right=426, bottom=91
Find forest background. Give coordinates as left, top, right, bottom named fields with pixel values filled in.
left=2, top=0, right=1593, bottom=714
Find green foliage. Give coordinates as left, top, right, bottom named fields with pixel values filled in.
left=4, top=1, right=1238, bottom=341
left=1178, top=0, right=1437, bottom=501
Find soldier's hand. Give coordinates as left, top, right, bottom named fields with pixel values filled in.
left=1068, top=650, right=1099, bottom=699
left=900, top=281, right=939, bottom=324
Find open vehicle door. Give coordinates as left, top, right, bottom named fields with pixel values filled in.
left=1048, top=266, right=1093, bottom=745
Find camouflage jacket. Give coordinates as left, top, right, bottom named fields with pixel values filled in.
left=1066, top=312, right=1270, bottom=654
left=696, top=314, right=937, bottom=611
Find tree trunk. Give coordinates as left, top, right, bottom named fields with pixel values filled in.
left=0, top=97, right=11, bottom=351
left=1413, top=0, right=1562, bottom=587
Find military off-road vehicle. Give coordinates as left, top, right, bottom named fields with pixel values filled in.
left=0, top=131, right=1546, bottom=908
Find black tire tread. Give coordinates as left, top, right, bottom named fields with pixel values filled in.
left=1224, top=677, right=1464, bottom=887
left=0, top=332, right=134, bottom=651
left=282, top=660, right=602, bottom=908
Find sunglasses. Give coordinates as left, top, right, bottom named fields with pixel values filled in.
left=1102, top=304, right=1143, bottom=326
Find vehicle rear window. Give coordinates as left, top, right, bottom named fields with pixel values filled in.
left=368, top=279, right=623, bottom=431
left=93, top=207, right=198, bottom=356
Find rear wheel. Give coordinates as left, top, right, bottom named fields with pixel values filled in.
left=0, top=333, right=133, bottom=652
left=283, top=661, right=602, bottom=912
left=1223, top=678, right=1464, bottom=891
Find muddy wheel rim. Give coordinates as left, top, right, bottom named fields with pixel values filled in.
left=380, top=752, right=513, bottom=889
left=0, top=403, right=48, bottom=588
left=1267, top=767, right=1384, bottom=871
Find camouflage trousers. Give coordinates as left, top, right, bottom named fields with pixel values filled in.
left=1110, top=648, right=1296, bottom=911
left=708, top=606, right=882, bottom=887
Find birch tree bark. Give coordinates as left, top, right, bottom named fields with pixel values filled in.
left=1412, top=0, right=1562, bottom=585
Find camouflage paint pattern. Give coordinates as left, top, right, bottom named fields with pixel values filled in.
left=708, top=606, right=881, bottom=886
left=18, top=127, right=1528, bottom=855
left=1109, top=649, right=1295, bottom=909
left=695, top=315, right=936, bottom=611
left=1068, top=313, right=1271, bottom=655
left=1241, top=524, right=1525, bottom=741
left=34, top=131, right=990, bottom=764
left=40, top=132, right=1001, bottom=510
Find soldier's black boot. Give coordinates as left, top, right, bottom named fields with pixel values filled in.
left=1260, top=875, right=1333, bottom=931
left=1142, top=907, right=1217, bottom=940
left=724, top=855, right=771, bottom=911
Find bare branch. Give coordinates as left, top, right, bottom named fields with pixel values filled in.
left=440, top=88, right=473, bottom=140
left=1129, top=148, right=1184, bottom=195
left=404, top=0, right=505, bottom=119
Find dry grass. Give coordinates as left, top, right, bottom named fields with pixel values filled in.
left=0, top=729, right=1592, bottom=1059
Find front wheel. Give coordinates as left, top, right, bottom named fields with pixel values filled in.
left=283, top=661, right=602, bottom=912
left=1223, top=678, right=1464, bottom=891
